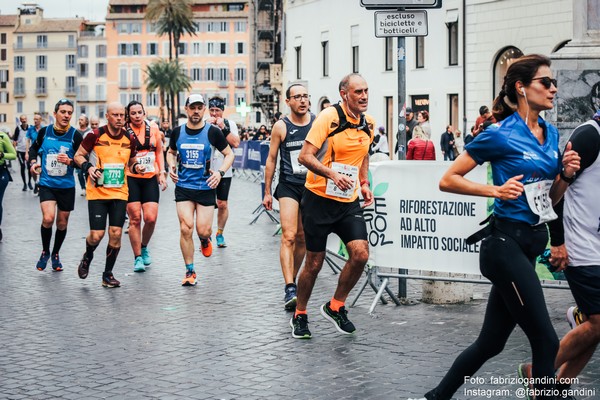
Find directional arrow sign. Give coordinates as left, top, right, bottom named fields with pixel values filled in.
left=374, top=10, right=428, bottom=37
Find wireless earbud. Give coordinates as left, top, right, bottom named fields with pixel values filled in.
left=521, top=88, right=525, bottom=95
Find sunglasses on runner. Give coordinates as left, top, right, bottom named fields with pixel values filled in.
left=531, top=77, right=557, bottom=89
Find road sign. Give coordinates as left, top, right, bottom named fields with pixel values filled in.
left=374, top=10, right=428, bottom=37
left=361, top=0, right=442, bottom=9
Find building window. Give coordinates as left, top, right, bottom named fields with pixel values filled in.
left=130, top=93, right=142, bottom=102
left=78, top=105, right=87, bottom=116
left=449, top=94, right=459, bottom=130
left=36, top=55, right=47, bottom=71
left=236, top=42, right=245, bottom=55
left=234, top=67, right=246, bottom=82
left=0, top=70, right=7, bottom=89
left=0, top=49, right=5, bottom=61
left=219, top=42, right=227, bottom=55
left=36, top=77, right=46, bottom=95
left=235, top=21, right=246, bottom=32
left=96, top=63, right=107, bottom=78
left=146, top=22, right=158, bottom=34
left=118, top=43, right=141, bottom=56
left=78, top=64, right=88, bottom=78
left=385, top=37, right=394, bottom=71
left=178, top=42, right=188, bottom=55
left=15, top=56, right=25, bottom=71
left=206, top=67, right=215, bottom=81
left=131, top=68, right=141, bottom=88
left=0, top=33, right=5, bottom=45
left=192, top=42, right=201, bottom=55
left=416, top=37, right=425, bottom=69
left=207, top=42, right=215, bottom=55
left=17, top=101, right=23, bottom=113
left=131, top=23, right=142, bottom=34
left=97, top=105, right=105, bottom=118
left=66, top=55, right=76, bottom=70
left=0, top=93, right=8, bottom=104
left=78, top=45, right=88, bottom=58
left=0, top=114, right=6, bottom=123
left=191, top=67, right=202, bottom=81
left=218, top=67, right=229, bottom=82
left=447, top=21, right=459, bottom=66
left=147, top=92, right=159, bottom=107
left=38, top=101, right=45, bottom=113
left=119, top=93, right=128, bottom=105
left=96, top=44, right=107, bottom=58
left=79, top=85, right=88, bottom=100
left=68, top=34, right=75, bottom=48
left=15, top=78, right=25, bottom=95
left=119, top=68, right=128, bottom=87
left=220, top=21, right=229, bottom=32
left=295, top=46, right=301, bottom=80
left=493, top=46, right=523, bottom=98
left=322, top=41, right=329, bottom=77
left=37, top=35, right=47, bottom=48
left=147, top=43, right=158, bottom=56
left=66, top=76, right=76, bottom=94
left=96, top=84, right=105, bottom=101
left=16, top=36, right=23, bottom=49
left=228, top=4, right=244, bottom=11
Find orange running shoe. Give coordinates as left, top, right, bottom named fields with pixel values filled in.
left=182, top=269, right=197, bottom=286
left=200, top=238, right=212, bottom=257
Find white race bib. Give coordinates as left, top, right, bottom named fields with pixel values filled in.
left=326, top=162, right=359, bottom=199
left=524, top=179, right=558, bottom=225
left=180, top=143, right=204, bottom=169
left=103, top=163, right=125, bottom=188
left=136, top=151, right=156, bottom=173
left=290, top=149, right=307, bottom=175
left=45, top=154, right=67, bottom=177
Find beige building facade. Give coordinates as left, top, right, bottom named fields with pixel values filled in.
left=77, top=21, right=108, bottom=122
left=12, top=4, right=81, bottom=124
left=0, top=14, right=17, bottom=125
left=106, top=0, right=251, bottom=125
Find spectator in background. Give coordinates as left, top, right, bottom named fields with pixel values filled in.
left=440, top=125, right=456, bottom=161
left=90, top=116, right=100, bottom=130
left=253, top=125, right=269, bottom=141
left=474, top=105, right=496, bottom=136
left=417, top=110, right=431, bottom=138
left=370, top=126, right=389, bottom=162
left=76, top=114, right=93, bottom=196
left=396, top=107, right=418, bottom=155
left=407, top=126, right=436, bottom=160
left=454, top=129, right=464, bottom=156
left=320, top=99, right=331, bottom=111
left=464, top=125, right=476, bottom=145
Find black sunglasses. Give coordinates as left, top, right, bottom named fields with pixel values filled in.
left=531, top=77, right=557, bottom=89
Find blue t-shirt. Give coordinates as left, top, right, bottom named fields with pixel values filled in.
left=465, top=112, right=561, bottom=225
left=26, top=125, right=43, bottom=143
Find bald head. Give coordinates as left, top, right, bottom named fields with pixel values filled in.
left=105, top=102, right=125, bottom=134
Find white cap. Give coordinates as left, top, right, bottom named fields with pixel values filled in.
left=185, top=94, right=205, bottom=106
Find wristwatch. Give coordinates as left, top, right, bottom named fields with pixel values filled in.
left=218, top=170, right=225, bottom=177
left=560, top=169, right=575, bottom=184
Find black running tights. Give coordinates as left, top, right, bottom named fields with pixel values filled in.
left=433, top=227, right=559, bottom=400
left=16, top=151, right=31, bottom=185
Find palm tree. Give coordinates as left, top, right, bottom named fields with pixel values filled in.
left=145, top=59, right=192, bottom=127
left=145, top=0, right=196, bottom=118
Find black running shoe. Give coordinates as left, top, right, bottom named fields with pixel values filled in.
left=102, top=273, right=120, bottom=288
left=284, top=285, right=297, bottom=311
left=78, top=254, right=91, bottom=279
left=320, top=302, right=356, bottom=334
left=290, top=314, right=311, bottom=339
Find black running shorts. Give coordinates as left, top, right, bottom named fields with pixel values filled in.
left=274, top=180, right=305, bottom=204
left=174, top=186, right=216, bottom=207
left=127, top=176, right=160, bottom=204
left=88, top=199, right=128, bottom=230
left=38, top=185, right=75, bottom=212
left=300, top=189, right=367, bottom=252
left=565, top=265, right=600, bottom=316
left=216, top=177, right=232, bottom=201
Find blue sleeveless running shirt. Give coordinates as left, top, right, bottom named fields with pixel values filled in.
left=39, top=125, right=77, bottom=189
left=279, top=114, right=315, bottom=185
left=175, top=123, right=213, bottom=191
left=465, top=112, right=561, bottom=225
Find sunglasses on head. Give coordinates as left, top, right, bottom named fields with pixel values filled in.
left=531, top=77, right=557, bottom=89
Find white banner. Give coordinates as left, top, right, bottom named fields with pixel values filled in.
left=363, top=161, right=488, bottom=274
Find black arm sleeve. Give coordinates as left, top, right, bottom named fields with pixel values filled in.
left=28, top=127, right=47, bottom=163
left=547, top=198, right=564, bottom=246
left=168, top=126, right=181, bottom=151
left=12, top=127, right=19, bottom=142
left=567, top=123, right=600, bottom=179
left=207, top=125, right=229, bottom=152
left=72, top=131, right=83, bottom=153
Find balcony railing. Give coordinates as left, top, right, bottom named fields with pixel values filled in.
left=14, top=43, right=76, bottom=50
left=218, top=81, right=229, bottom=88
left=35, top=88, right=47, bottom=96
left=14, top=91, right=25, bottom=98
left=235, top=81, right=246, bottom=88
left=130, top=80, right=141, bottom=89
left=118, top=81, right=128, bottom=89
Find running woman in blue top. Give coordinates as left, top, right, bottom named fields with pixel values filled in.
left=166, top=94, right=234, bottom=286
left=420, top=55, right=580, bottom=400
left=29, top=99, right=83, bottom=272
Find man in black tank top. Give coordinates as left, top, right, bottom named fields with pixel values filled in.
left=263, top=83, right=314, bottom=313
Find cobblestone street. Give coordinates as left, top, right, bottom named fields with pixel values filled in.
left=0, top=177, right=598, bottom=399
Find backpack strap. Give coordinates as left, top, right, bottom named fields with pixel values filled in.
left=327, top=103, right=371, bottom=139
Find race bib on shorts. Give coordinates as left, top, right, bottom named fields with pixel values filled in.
left=45, top=153, right=67, bottom=177
left=103, top=163, right=125, bottom=188
left=524, top=179, right=558, bottom=225
left=326, top=162, right=358, bottom=199
left=180, top=143, right=205, bottom=169
left=136, top=151, right=156, bottom=173
left=290, top=149, right=307, bottom=175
